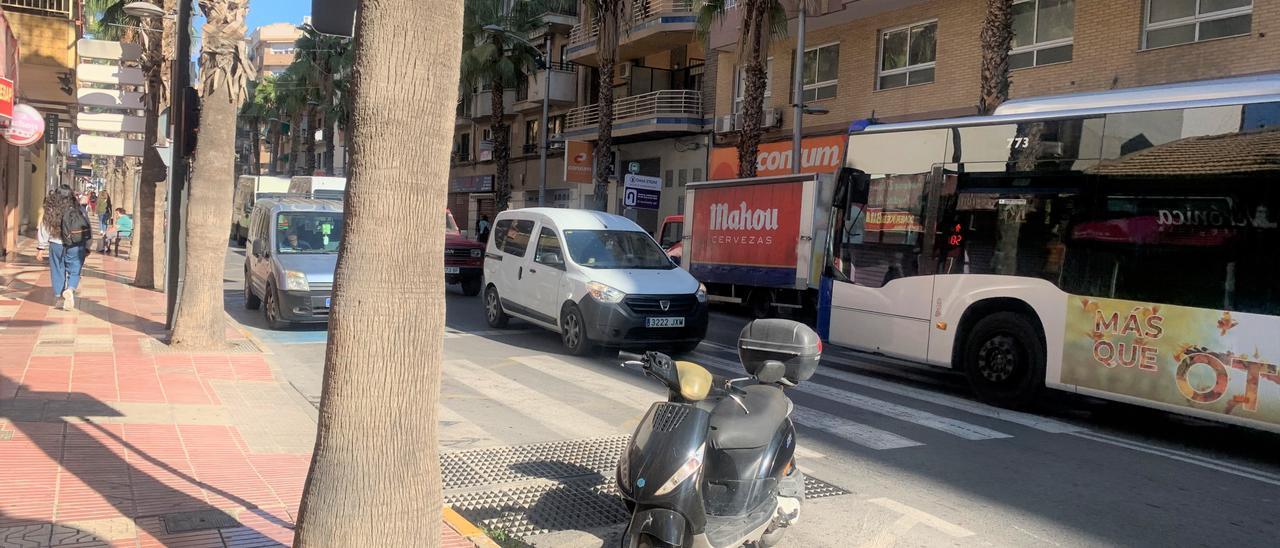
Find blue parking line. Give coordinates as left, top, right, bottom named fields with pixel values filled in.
left=253, top=328, right=329, bottom=345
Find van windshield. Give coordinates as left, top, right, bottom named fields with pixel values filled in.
left=562, top=230, right=674, bottom=269
left=276, top=212, right=343, bottom=254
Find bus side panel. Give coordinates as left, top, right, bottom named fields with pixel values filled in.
left=827, top=277, right=934, bottom=363
left=928, top=274, right=1070, bottom=389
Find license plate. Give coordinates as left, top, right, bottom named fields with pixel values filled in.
left=444, top=267, right=460, bottom=274
left=324, top=297, right=331, bottom=308
left=646, top=317, right=685, bottom=328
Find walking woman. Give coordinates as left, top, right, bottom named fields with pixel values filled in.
left=35, top=186, right=92, bottom=310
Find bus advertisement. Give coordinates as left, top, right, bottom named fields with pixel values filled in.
left=817, top=75, right=1280, bottom=432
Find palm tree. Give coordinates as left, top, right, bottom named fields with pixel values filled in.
left=697, top=0, right=788, bottom=178
left=460, top=0, right=545, bottom=212
left=275, top=66, right=311, bottom=176
left=979, top=0, right=1014, bottom=115
left=584, top=0, right=625, bottom=209
left=84, top=0, right=136, bottom=41
left=293, top=0, right=462, bottom=543
left=292, top=25, right=353, bottom=176
left=168, top=0, right=252, bottom=350
left=239, top=76, right=277, bottom=175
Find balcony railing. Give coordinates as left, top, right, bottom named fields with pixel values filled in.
left=0, top=0, right=74, bottom=17
left=565, top=89, right=702, bottom=130
left=543, top=0, right=578, bottom=17
left=569, top=0, right=696, bottom=46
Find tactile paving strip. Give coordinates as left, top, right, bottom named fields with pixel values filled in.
left=442, top=436, right=849, bottom=539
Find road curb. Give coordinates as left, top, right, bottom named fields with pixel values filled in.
left=224, top=310, right=275, bottom=355
left=443, top=505, right=500, bottom=548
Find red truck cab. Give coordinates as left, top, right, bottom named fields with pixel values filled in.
left=658, top=214, right=684, bottom=265
left=445, top=210, right=485, bottom=295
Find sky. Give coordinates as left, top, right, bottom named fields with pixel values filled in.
left=246, top=0, right=313, bottom=31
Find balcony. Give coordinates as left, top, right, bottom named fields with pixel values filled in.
left=472, top=88, right=517, bottom=120
left=455, top=99, right=473, bottom=126
left=0, top=0, right=74, bottom=17
left=513, top=62, right=578, bottom=112
left=540, top=1, right=578, bottom=34
left=566, top=0, right=697, bottom=66
left=563, top=89, right=704, bottom=141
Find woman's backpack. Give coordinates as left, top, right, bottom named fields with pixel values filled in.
left=61, top=208, right=92, bottom=248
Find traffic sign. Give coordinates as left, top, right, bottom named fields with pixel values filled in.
left=624, top=173, right=662, bottom=191
left=623, top=187, right=660, bottom=209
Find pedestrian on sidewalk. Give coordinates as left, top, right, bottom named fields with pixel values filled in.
left=35, top=186, right=92, bottom=310
left=109, top=207, right=133, bottom=256
left=96, top=190, right=113, bottom=234
left=476, top=214, right=491, bottom=243
left=78, top=191, right=91, bottom=219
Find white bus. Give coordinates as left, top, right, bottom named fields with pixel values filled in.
left=818, top=75, right=1280, bottom=433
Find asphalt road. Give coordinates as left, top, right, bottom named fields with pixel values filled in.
left=221, top=246, right=1280, bottom=547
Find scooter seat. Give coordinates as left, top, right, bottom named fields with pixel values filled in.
left=708, top=385, right=790, bottom=450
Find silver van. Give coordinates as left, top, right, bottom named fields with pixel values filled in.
left=243, top=197, right=343, bottom=328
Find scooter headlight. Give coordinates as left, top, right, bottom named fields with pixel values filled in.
left=653, top=442, right=705, bottom=496
left=617, top=450, right=631, bottom=488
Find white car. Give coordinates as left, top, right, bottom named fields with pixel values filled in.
left=482, top=208, right=708, bottom=355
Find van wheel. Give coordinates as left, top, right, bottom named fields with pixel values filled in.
left=243, top=269, right=261, bottom=310
left=461, top=277, right=482, bottom=297
left=484, top=285, right=509, bottom=328
left=264, top=283, right=289, bottom=330
left=560, top=304, right=594, bottom=356
left=962, top=312, right=1044, bottom=408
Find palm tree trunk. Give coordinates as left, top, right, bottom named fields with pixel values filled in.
left=251, top=118, right=262, bottom=175
left=169, top=0, right=250, bottom=350
left=135, top=23, right=165, bottom=286
left=592, top=4, right=621, bottom=211
left=737, top=0, right=768, bottom=178
left=979, top=0, right=1014, bottom=115
left=271, top=121, right=283, bottom=175
left=293, top=0, right=459, bottom=544
left=323, top=121, right=335, bottom=176
left=490, top=75, right=510, bottom=211
left=290, top=112, right=303, bottom=175
left=305, top=107, right=318, bottom=176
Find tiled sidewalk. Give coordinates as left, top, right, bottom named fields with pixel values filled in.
left=0, top=239, right=476, bottom=547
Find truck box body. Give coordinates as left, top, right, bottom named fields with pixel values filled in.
left=682, top=173, right=835, bottom=294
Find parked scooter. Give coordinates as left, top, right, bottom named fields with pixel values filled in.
left=616, top=319, right=821, bottom=547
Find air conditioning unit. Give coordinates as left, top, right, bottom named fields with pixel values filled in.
left=715, top=115, right=735, bottom=133
left=618, top=62, right=634, bottom=80
left=763, top=107, right=782, bottom=128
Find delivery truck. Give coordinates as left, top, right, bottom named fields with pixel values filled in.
left=667, top=172, right=837, bottom=319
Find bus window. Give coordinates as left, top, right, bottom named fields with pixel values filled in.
left=834, top=172, right=930, bottom=288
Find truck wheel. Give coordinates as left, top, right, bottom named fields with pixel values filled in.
left=461, top=277, right=482, bottom=297
left=484, top=285, right=509, bottom=328
left=749, top=288, right=775, bottom=319
left=962, top=312, right=1044, bottom=408
left=243, top=269, right=261, bottom=310
left=560, top=304, right=594, bottom=356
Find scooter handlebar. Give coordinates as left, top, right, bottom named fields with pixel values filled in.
left=618, top=351, right=645, bottom=363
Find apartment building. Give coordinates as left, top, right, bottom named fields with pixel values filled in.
left=248, top=20, right=304, bottom=79
left=708, top=0, right=1278, bottom=178
left=448, top=2, right=584, bottom=233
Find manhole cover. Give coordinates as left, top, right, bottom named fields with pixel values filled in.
left=161, top=509, right=240, bottom=533
left=804, top=474, right=850, bottom=499
left=442, top=436, right=629, bottom=490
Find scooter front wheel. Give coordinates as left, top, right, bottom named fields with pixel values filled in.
left=636, top=535, right=674, bottom=548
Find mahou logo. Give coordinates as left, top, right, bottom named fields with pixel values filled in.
left=709, top=202, right=780, bottom=231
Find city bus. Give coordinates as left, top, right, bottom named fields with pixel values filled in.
left=817, top=75, right=1280, bottom=433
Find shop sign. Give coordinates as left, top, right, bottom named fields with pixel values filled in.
left=709, top=135, right=846, bottom=180
left=4, top=104, right=45, bottom=147
left=564, top=140, right=594, bottom=183
left=450, top=175, right=493, bottom=193
left=0, top=77, right=13, bottom=121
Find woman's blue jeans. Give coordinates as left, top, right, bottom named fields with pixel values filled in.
left=49, top=242, right=84, bottom=298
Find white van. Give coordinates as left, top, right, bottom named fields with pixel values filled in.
left=483, top=208, right=708, bottom=355
left=288, top=176, right=347, bottom=200
left=231, top=175, right=291, bottom=244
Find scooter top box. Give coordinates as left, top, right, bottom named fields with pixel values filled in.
left=737, top=319, right=821, bottom=385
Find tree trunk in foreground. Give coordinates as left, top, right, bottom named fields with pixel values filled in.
left=979, top=0, right=1014, bottom=115
left=169, top=0, right=250, bottom=350
left=293, top=0, right=461, bottom=544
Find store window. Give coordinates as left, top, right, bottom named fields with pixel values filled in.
left=878, top=21, right=935, bottom=89
left=1144, top=0, right=1252, bottom=49
left=1011, top=0, right=1075, bottom=69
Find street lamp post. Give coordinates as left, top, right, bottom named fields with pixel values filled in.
left=482, top=24, right=551, bottom=207
left=791, top=5, right=806, bottom=175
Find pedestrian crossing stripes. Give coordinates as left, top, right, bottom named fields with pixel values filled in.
left=438, top=349, right=1084, bottom=456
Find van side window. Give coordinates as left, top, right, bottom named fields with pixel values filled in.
left=501, top=220, right=536, bottom=257
left=534, top=228, right=565, bottom=269
left=492, top=219, right=510, bottom=250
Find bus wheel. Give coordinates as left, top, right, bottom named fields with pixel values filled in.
left=962, top=312, right=1044, bottom=408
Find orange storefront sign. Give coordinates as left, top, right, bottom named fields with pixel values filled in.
left=709, top=135, right=846, bottom=180
left=564, top=140, right=594, bottom=183
left=0, top=77, right=13, bottom=121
